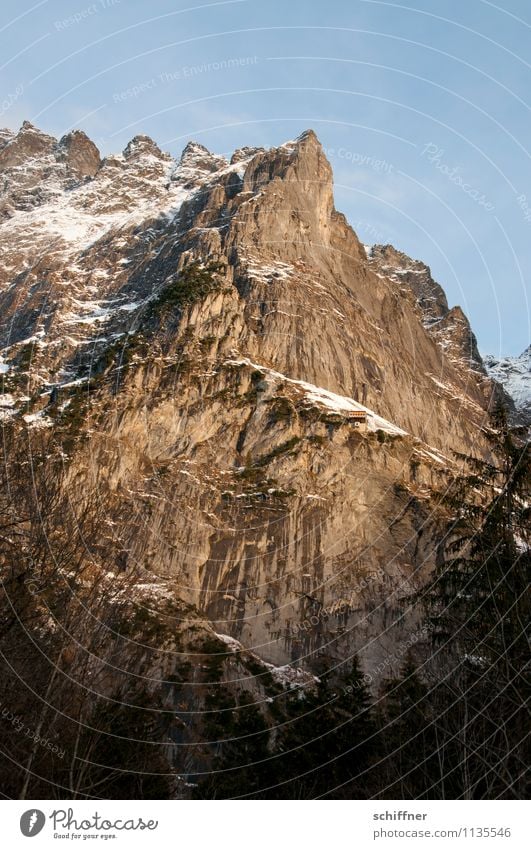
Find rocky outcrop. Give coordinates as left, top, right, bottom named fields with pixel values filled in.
left=0, top=121, right=102, bottom=220
left=0, top=120, right=56, bottom=169
left=370, top=243, right=485, bottom=372
left=370, top=244, right=449, bottom=323
left=56, top=129, right=101, bottom=178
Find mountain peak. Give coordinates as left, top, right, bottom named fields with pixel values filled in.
left=20, top=119, right=45, bottom=134
left=57, top=129, right=101, bottom=178
left=16, top=120, right=57, bottom=146
left=181, top=140, right=211, bottom=158
left=230, top=146, right=264, bottom=165
left=296, top=128, right=320, bottom=145
left=370, top=243, right=449, bottom=321
left=123, top=134, right=167, bottom=161
left=278, top=128, right=322, bottom=154
left=0, top=120, right=509, bottom=699
left=0, top=120, right=56, bottom=169
left=179, top=140, right=227, bottom=175
left=484, top=345, right=531, bottom=421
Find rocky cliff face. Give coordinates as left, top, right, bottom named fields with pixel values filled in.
left=368, top=244, right=486, bottom=373
left=0, top=123, right=505, bottom=681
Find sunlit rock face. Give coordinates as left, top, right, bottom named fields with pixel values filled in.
left=0, top=123, right=506, bottom=681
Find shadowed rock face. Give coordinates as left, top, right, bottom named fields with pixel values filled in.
left=370, top=244, right=449, bottom=324
left=369, top=243, right=486, bottom=373
left=56, top=130, right=101, bottom=178
left=0, top=120, right=56, bottom=168
left=0, top=123, right=507, bottom=680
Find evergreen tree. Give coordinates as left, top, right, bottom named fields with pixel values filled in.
left=193, top=657, right=377, bottom=799
left=267, top=657, right=377, bottom=799
left=193, top=690, right=272, bottom=799
left=375, top=660, right=449, bottom=799
left=428, top=403, right=530, bottom=668
left=417, top=404, right=530, bottom=799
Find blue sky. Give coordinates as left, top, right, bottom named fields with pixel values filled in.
left=1, top=0, right=530, bottom=356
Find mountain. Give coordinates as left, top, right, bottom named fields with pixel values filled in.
left=2, top=120, right=522, bottom=796
left=0, top=122, right=508, bottom=677
left=484, top=345, right=531, bottom=423
left=0, top=123, right=505, bottom=680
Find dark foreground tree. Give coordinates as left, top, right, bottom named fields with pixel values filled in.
left=375, top=405, right=530, bottom=799
left=193, top=657, right=378, bottom=799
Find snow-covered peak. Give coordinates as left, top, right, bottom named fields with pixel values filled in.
left=20, top=119, right=39, bottom=131
left=484, top=346, right=531, bottom=420
left=174, top=140, right=229, bottom=188
left=230, top=146, right=264, bottom=164
left=0, top=125, right=277, bottom=389
left=18, top=120, right=51, bottom=138
left=123, top=134, right=168, bottom=162
left=179, top=140, right=227, bottom=171
left=18, top=120, right=56, bottom=145
left=0, top=121, right=56, bottom=169
left=279, top=128, right=321, bottom=154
